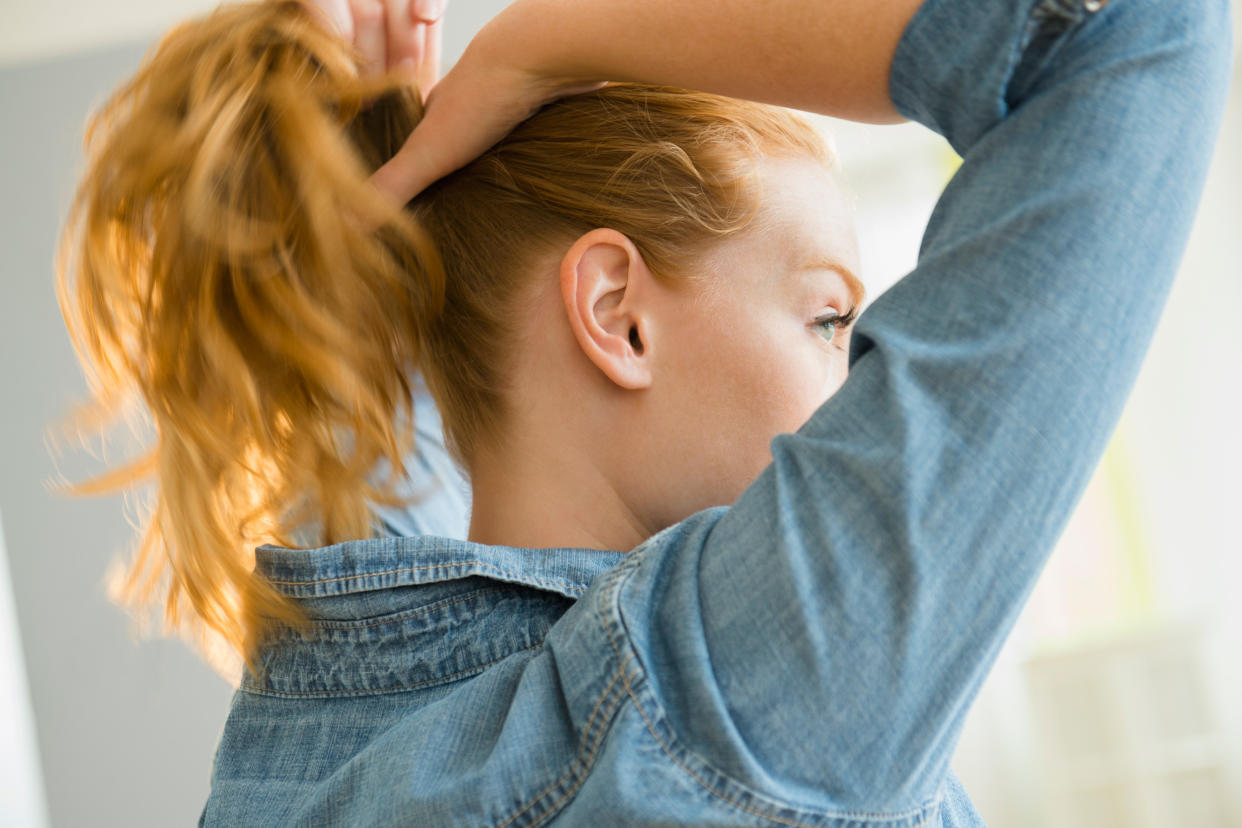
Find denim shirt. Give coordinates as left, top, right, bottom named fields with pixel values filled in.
left=200, top=0, right=1233, bottom=824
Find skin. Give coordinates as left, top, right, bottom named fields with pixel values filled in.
left=299, top=0, right=879, bottom=550
left=302, top=0, right=444, bottom=100
left=467, top=155, right=865, bottom=551
left=372, top=0, right=924, bottom=202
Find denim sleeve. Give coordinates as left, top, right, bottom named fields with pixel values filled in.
left=613, top=0, right=1233, bottom=816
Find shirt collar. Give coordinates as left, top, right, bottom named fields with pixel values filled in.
left=254, top=534, right=629, bottom=601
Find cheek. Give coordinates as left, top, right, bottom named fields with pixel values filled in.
left=664, top=307, right=841, bottom=475
left=703, top=325, right=830, bottom=449
left=659, top=328, right=848, bottom=508
left=755, top=351, right=834, bottom=435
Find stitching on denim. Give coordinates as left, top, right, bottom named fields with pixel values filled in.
left=493, top=562, right=638, bottom=828
left=535, top=656, right=637, bottom=828
left=243, top=641, right=543, bottom=698
left=619, top=674, right=936, bottom=828
left=493, top=668, right=621, bottom=828
left=283, top=587, right=508, bottom=632
left=264, top=560, right=588, bottom=596
left=599, top=557, right=940, bottom=827
left=599, top=613, right=819, bottom=828
left=495, top=654, right=633, bottom=828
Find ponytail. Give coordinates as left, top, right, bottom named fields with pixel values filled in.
left=56, top=0, right=834, bottom=681
left=55, top=0, right=443, bottom=678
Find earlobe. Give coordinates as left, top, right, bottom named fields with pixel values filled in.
left=560, top=228, right=654, bottom=391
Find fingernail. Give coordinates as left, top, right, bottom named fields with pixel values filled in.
left=412, top=0, right=444, bottom=22
left=396, top=57, right=417, bottom=79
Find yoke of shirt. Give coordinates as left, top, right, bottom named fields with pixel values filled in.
left=212, top=518, right=971, bottom=827
left=246, top=534, right=627, bottom=697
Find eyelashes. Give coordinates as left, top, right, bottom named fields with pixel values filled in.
left=812, top=304, right=860, bottom=344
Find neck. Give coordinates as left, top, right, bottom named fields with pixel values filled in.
left=466, top=436, right=652, bottom=553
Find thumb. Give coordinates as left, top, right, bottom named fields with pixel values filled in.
left=368, top=59, right=608, bottom=205
left=369, top=86, right=475, bottom=204
left=370, top=130, right=446, bottom=205
left=368, top=71, right=523, bottom=204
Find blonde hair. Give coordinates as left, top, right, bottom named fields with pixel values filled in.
left=55, top=0, right=831, bottom=678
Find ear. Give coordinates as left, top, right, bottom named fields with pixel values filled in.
left=559, top=228, right=655, bottom=391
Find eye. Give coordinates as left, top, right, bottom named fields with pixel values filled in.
left=813, top=316, right=842, bottom=343
left=811, top=305, right=858, bottom=345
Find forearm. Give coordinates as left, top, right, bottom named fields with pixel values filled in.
left=481, top=0, right=927, bottom=124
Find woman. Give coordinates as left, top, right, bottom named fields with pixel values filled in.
left=56, top=0, right=1230, bottom=824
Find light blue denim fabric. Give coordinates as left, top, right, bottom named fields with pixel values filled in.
left=366, top=372, right=473, bottom=541
left=200, top=0, right=1233, bottom=823
left=286, top=371, right=473, bottom=547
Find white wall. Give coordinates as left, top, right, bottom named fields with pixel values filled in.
left=0, top=508, right=49, bottom=828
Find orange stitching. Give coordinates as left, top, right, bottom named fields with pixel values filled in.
left=495, top=564, right=640, bottom=828
left=598, top=568, right=936, bottom=827
left=495, top=661, right=628, bottom=828
left=524, top=666, right=632, bottom=828
left=621, top=671, right=824, bottom=828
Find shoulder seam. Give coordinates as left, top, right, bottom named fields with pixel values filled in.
left=494, top=561, right=638, bottom=828
left=602, top=553, right=942, bottom=827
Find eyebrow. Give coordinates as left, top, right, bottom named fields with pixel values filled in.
left=799, top=260, right=867, bottom=307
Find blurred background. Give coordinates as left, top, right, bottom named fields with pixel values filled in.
left=1, top=2, right=1238, bottom=825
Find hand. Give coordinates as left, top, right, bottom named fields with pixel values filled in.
left=302, top=0, right=446, bottom=102
left=370, top=23, right=607, bottom=205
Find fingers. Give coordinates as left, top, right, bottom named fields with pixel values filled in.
left=386, top=0, right=419, bottom=70
left=418, top=14, right=443, bottom=99
left=370, top=62, right=515, bottom=205
left=372, top=134, right=441, bottom=206
left=370, top=84, right=460, bottom=203
left=340, top=0, right=444, bottom=90
left=350, top=0, right=387, bottom=78
left=411, top=0, right=444, bottom=23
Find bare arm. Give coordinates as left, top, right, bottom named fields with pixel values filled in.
left=374, top=0, right=925, bottom=202
left=489, top=0, right=918, bottom=123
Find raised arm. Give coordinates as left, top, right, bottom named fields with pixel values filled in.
left=371, top=0, right=927, bottom=202
left=344, top=0, right=1230, bottom=815
left=604, top=0, right=1232, bottom=815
